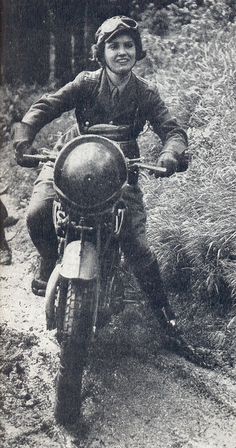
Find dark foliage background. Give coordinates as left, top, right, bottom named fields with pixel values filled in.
left=1, top=0, right=131, bottom=85
left=2, top=0, right=235, bottom=85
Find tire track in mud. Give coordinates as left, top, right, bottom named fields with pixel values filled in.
left=152, top=353, right=236, bottom=416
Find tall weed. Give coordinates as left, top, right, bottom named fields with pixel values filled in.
left=142, top=17, right=236, bottom=305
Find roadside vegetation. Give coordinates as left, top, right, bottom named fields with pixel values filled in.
left=138, top=0, right=236, bottom=311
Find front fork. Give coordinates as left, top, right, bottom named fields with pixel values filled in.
left=45, top=220, right=98, bottom=331
left=46, top=206, right=125, bottom=334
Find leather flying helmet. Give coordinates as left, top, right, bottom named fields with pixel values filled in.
left=92, top=16, right=146, bottom=63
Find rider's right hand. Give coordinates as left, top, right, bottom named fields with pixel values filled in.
left=14, top=141, right=29, bottom=165
left=13, top=122, right=38, bottom=167
left=14, top=141, right=39, bottom=167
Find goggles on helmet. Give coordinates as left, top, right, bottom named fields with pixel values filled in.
left=96, top=16, right=139, bottom=45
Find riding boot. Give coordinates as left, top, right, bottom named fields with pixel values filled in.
left=31, top=257, right=56, bottom=297
left=134, top=259, right=177, bottom=333
left=134, top=260, right=208, bottom=365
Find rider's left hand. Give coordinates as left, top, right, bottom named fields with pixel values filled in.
left=157, top=151, right=178, bottom=177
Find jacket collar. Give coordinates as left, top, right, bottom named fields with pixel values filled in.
left=96, top=69, right=138, bottom=117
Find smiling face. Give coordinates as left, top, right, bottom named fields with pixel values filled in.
left=104, top=32, right=136, bottom=76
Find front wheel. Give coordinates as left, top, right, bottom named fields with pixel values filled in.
left=54, top=279, right=95, bottom=425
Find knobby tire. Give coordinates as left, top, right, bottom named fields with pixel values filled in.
left=54, top=279, right=95, bottom=425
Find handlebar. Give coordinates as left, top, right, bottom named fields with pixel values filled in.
left=22, top=154, right=167, bottom=176
left=23, top=154, right=57, bottom=163
left=128, top=160, right=167, bottom=175
left=19, top=153, right=56, bottom=168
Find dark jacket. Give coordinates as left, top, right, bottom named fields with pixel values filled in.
left=17, top=68, right=188, bottom=158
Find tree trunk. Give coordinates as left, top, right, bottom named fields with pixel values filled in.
left=50, top=0, right=75, bottom=84
left=1, top=0, right=21, bottom=84
left=72, top=0, right=87, bottom=75
left=20, top=0, right=50, bottom=85
left=1, top=0, right=50, bottom=85
left=54, top=24, right=72, bottom=84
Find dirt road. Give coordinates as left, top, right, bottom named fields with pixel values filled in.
left=1, top=190, right=236, bottom=448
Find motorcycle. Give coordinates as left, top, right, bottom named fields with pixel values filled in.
left=22, top=127, right=191, bottom=425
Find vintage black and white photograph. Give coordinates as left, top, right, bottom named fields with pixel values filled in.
left=0, top=0, right=236, bottom=446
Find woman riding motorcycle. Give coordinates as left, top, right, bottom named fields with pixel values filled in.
left=13, top=16, right=188, bottom=333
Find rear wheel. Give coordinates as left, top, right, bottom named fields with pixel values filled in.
left=54, top=279, right=95, bottom=425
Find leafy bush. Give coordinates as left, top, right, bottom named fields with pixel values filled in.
left=140, top=4, right=170, bottom=36
left=0, top=84, right=48, bottom=141
left=0, top=82, right=75, bottom=148
left=140, top=0, right=235, bottom=36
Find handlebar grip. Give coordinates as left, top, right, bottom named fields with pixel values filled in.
left=21, top=154, right=56, bottom=167
left=18, top=155, right=40, bottom=168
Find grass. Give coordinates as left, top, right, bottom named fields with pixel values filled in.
left=138, top=19, right=236, bottom=306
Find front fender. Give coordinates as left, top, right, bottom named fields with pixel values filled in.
left=60, top=241, right=97, bottom=280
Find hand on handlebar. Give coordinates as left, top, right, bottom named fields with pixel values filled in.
left=127, top=159, right=167, bottom=178
left=14, top=142, right=39, bottom=167
left=156, top=151, right=178, bottom=177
